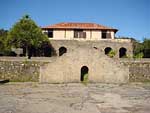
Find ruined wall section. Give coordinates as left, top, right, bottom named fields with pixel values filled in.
left=120, top=59, right=150, bottom=82
left=0, top=57, right=150, bottom=83
left=0, top=58, right=50, bottom=82
left=40, top=45, right=129, bottom=83
left=49, top=39, right=133, bottom=58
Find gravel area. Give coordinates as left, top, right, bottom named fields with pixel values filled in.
left=0, top=82, right=150, bottom=113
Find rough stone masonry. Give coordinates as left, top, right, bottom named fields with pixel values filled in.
left=0, top=57, right=150, bottom=83
left=0, top=40, right=150, bottom=83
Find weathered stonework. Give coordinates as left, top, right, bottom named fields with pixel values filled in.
left=0, top=40, right=149, bottom=83
left=0, top=58, right=48, bottom=82
left=0, top=57, right=150, bottom=83
left=38, top=39, right=133, bottom=83
left=120, top=59, right=150, bottom=82
left=50, top=39, right=133, bottom=58
left=40, top=44, right=129, bottom=84
left=0, top=39, right=135, bottom=83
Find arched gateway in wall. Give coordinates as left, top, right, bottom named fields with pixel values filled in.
left=80, top=66, right=89, bottom=81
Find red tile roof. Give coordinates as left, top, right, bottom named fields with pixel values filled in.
left=42, top=22, right=118, bottom=32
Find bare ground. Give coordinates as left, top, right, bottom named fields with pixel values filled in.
left=0, top=82, right=150, bottom=113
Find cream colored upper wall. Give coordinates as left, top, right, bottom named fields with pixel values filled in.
left=66, top=30, right=74, bottom=39
left=91, top=30, right=101, bottom=40
left=111, top=31, right=115, bottom=39
left=44, top=29, right=115, bottom=40
left=52, top=30, right=74, bottom=39
left=53, top=30, right=65, bottom=39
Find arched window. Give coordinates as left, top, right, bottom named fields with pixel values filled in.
left=59, top=47, right=67, bottom=56
left=119, top=47, right=127, bottom=58
left=80, top=66, right=89, bottom=81
left=104, top=47, right=112, bottom=55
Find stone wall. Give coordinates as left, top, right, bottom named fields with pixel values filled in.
left=0, top=57, right=150, bottom=83
left=50, top=39, right=133, bottom=58
left=40, top=46, right=129, bottom=84
left=120, top=59, right=150, bottom=82
left=0, top=57, right=49, bottom=82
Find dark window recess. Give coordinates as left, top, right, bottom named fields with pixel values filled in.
left=102, top=30, right=107, bottom=39
left=74, top=29, right=86, bottom=38
left=48, top=30, right=53, bottom=38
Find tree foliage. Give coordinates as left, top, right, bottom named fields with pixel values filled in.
left=0, top=29, right=10, bottom=55
left=0, top=29, right=7, bottom=50
left=7, top=15, right=49, bottom=57
left=143, top=38, right=150, bottom=58
left=133, top=38, right=150, bottom=58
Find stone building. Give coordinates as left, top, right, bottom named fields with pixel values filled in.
left=40, top=22, right=133, bottom=83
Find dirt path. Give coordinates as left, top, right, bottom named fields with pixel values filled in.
left=0, top=83, right=150, bottom=113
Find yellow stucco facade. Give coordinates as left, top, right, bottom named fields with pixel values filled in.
left=43, top=29, right=115, bottom=40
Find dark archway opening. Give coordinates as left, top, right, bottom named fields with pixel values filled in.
left=104, top=47, right=112, bottom=55
left=59, top=47, right=67, bottom=56
left=80, top=66, right=89, bottom=81
left=119, top=47, right=127, bottom=58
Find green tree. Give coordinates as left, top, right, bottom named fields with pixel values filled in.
left=7, top=15, right=49, bottom=58
left=0, top=29, right=8, bottom=55
left=133, top=38, right=150, bottom=58
left=133, top=40, right=144, bottom=58
left=143, top=38, right=150, bottom=58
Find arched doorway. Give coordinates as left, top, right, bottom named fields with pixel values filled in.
left=119, top=47, right=127, bottom=58
left=104, top=47, right=112, bottom=55
left=59, top=47, right=67, bottom=56
left=80, top=66, right=89, bottom=81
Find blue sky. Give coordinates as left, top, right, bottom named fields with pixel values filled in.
left=0, top=0, right=149, bottom=41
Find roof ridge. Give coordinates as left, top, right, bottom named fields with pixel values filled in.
left=42, top=22, right=118, bottom=32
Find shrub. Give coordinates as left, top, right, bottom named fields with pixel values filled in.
left=82, top=74, right=88, bottom=85
left=133, top=52, right=144, bottom=58
left=108, top=50, right=116, bottom=58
